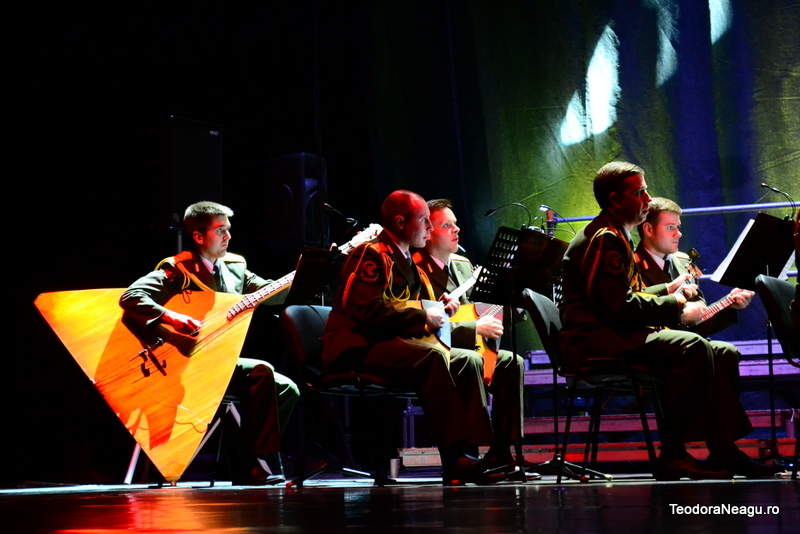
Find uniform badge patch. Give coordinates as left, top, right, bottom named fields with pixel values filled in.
left=358, top=260, right=380, bottom=283
left=606, top=251, right=624, bottom=274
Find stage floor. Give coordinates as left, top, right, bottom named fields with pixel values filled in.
left=2, top=472, right=797, bottom=533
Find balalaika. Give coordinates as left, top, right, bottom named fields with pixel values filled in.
left=33, top=223, right=383, bottom=483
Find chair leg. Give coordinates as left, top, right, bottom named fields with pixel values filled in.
left=294, top=392, right=374, bottom=487
left=563, top=383, right=611, bottom=483
left=552, top=369, right=561, bottom=456
left=367, top=394, right=395, bottom=487
left=206, top=401, right=241, bottom=487
left=537, top=372, right=589, bottom=482
left=124, top=444, right=141, bottom=485
left=586, top=387, right=603, bottom=473
left=558, top=383, right=579, bottom=485
left=792, top=424, right=798, bottom=480
left=210, top=416, right=225, bottom=487
left=289, top=389, right=322, bottom=488
left=635, top=384, right=658, bottom=466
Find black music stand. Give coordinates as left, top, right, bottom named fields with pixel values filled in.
left=283, top=246, right=342, bottom=306
left=712, top=212, right=795, bottom=290
left=471, top=227, right=568, bottom=307
left=711, top=212, right=796, bottom=468
left=472, top=227, right=582, bottom=480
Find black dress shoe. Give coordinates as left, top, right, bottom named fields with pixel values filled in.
left=653, top=455, right=733, bottom=481
left=706, top=449, right=781, bottom=479
left=442, top=456, right=507, bottom=486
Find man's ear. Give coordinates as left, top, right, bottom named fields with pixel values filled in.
left=193, top=231, right=204, bottom=245
left=608, top=191, right=620, bottom=209
left=642, top=221, right=654, bottom=237
left=395, top=214, right=405, bottom=229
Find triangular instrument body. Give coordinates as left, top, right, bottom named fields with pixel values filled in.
left=34, top=289, right=250, bottom=482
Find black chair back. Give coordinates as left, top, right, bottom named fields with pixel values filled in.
left=755, top=274, right=799, bottom=367
left=522, top=288, right=564, bottom=372
left=281, top=305, right=332, bottom=379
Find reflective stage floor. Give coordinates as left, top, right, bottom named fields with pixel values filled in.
left=2, top=472, right=798, bottom=533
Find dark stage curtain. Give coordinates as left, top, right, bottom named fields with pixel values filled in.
left=351, top=0, right=799, bottom=342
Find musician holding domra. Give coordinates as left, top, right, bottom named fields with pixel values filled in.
left=559, top=162, right=777, bottom=480
left=413, top=199, right=535, bottom=478
left=321, top=190, right=505, bottom=485
left=120, top=201, right=299, bottom=485
left=634, top=196, right=754, bottom=335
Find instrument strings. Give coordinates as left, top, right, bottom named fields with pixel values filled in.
left=94, top=302, right=236, bottom=393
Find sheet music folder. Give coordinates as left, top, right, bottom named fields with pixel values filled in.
left=711, top=212, right=795, bottom=290
left=471, top=226, right=568, bottom=307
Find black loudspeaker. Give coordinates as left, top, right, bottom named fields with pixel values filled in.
left=262, top=153, right=329, bottom=250
left=157, top=116, right=224, bottom=229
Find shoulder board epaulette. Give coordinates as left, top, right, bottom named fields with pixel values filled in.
left=154, top=250, right=193, bottom=270
left=674, top=251, right=690, bottom=260
left=596, top=226, right=622, bottom=237
left=591, top=226, right=627, bottom=245
left=451, top=253, right=471, bottom=264
left=369, top=240, right=390, bottom=255
left=221, top=252, right=246, bottom=263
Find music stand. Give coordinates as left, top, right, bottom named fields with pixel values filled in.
left=472, top=227, right=587, bottom=480
left=711, top=212, right=796, bottom=468
left=711, top=212, right=795, bottom=289
left=472, top=226, right=568, bottom=305
left=283, top=246, right=341, bottom=306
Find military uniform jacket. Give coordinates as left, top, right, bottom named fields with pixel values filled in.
left=634, top=243, right=737, bottom=335
left=321, top=230, right=430, bottom=369
left=120, top=250, right=277, bottom=326
left=413, top=249, right=479, bottom=350
left=634, top=244, right=688, bottom=293
left=559, top=211, right=683, bottom=365
left=413, top=250, right=474, bottom=303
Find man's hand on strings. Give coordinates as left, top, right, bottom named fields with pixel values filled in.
left=162, top=310, right=202, bottom=336
left=680, top=300, right=707, bottom=325
left=729, top=288, right=754, bottom=309
left=667, top=273, right=698, bottom=299
left=476, top=316, right=503, bottom=340
left=425, top=305, right=448, bottom=330
left=440, top=294, right=460, bottom=316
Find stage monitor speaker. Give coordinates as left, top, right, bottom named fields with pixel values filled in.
left=262, top=153, right=328, bottom=250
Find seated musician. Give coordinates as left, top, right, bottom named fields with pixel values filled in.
left=413, top=199, right=536, bottom=477
left=559, top=162, right=776, bottom=480
left=321, top=190, right=503, bottom=485
left=120, top=201, right=299, bottom=485
left=634, top=197, right=754, bottom=334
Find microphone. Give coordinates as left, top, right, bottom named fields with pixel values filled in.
left=539, top=205, right=557, bottom=236
left=761, top=183, right=796, bottom=218
left=323, top=202, right=359, bottom=246
left=323, top=202, right=357, bottom=226
left=484, top=202, right=532, bottom=228
left=761, top=182, right=789, bottom=194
